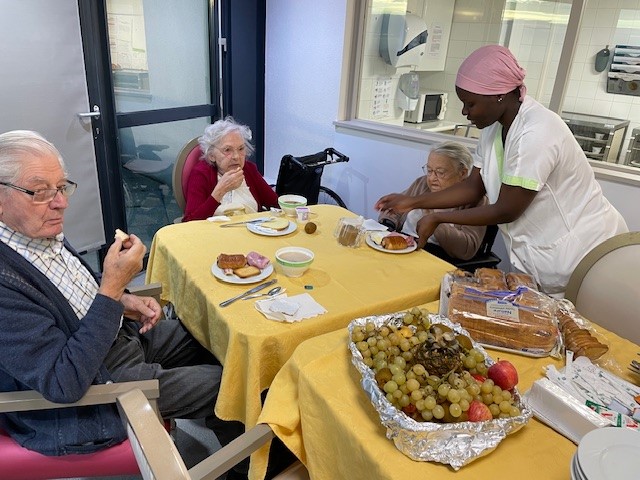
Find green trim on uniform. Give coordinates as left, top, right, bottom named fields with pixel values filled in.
left=494, top=127, right=504, bottom=180
left=502, top=175, right=540, bottom=190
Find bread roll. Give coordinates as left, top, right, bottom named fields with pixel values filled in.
left=474, top=268, right=508, bottom=290
left=506, top=272, right=538, bottom=291
left=217, top=254, right=247, bottom=270
left=381, top=235, right=408, bottom=250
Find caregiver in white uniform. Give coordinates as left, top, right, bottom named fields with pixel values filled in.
left=375, top=45, right=628, bottom=296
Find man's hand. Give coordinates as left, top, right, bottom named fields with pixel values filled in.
left=121, top=293, right=162, bottom=334
left=374, top=193, right=414, bottom=214
left=99, top=234, right=146, bottom=301
left=415, top=214, right=439, bottom=249
left=212, top=168, right=244, bottom=201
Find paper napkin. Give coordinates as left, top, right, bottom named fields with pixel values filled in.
left=363, top=218, right=389, bottom=231
left=255, top=293, right=327, bottom=322
left=207, top=215, right=231, bottom=222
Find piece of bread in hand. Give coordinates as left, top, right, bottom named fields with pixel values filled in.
left=114, top=229, right=130, bottom=242
left=217, top=254, right=247, bottom=270
left=381, top=235, right=408, bottom=250
left=233, top=265, right=261, bottom=278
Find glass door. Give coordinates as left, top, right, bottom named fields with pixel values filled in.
left=106, top=0, right=218, bottom=250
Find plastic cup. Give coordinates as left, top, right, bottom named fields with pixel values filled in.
left=296, top=206, right=309, bottom=222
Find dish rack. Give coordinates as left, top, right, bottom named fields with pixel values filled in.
left=607, top=45, right=640, bottom=96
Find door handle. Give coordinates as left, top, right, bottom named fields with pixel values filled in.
left=77, top=105, right=101, bottom=119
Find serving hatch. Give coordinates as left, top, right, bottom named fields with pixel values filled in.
left=348, top=311, right=532, bottom=470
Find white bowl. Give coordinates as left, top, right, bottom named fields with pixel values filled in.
left=275, top=247, right=314, bottom=277
left=278, top=194, right=307, bottom=217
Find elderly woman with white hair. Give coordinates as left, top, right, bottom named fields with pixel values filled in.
left=378, top=141, right=488, bottom=261
left=183, top=116, right=278, bottom=222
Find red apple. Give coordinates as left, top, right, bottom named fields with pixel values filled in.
left=471, top=373, right=486, bottom=384
left=468, top=400, right=493, bottom=422
left=487, top=359, right=519, bottom=390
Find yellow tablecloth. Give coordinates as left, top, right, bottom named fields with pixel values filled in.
left=145, top=205, right=453, bottom=432
left=257, top=301, right=640, bottom=480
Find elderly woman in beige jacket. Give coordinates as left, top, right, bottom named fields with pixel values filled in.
left=378, top=141, right=487, bottom=261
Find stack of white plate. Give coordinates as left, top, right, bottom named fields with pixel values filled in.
left=571, top=427, right=640, bottom=479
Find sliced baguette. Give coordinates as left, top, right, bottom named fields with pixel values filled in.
left=260, top=218, right=289, bottom=230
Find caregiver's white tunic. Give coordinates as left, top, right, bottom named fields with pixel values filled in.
left=474, top=96, right=627, bottom=294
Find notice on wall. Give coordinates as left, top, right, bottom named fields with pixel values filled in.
left=372, top=76, right=393, bottom=118
left=427, top=24, right=443, bottom=57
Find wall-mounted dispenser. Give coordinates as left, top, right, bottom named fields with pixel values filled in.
left=379, top=13, right=428, bottom=68
left=395, top=72, right=420, bottom=111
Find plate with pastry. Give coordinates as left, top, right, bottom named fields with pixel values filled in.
left=246, top=217, right=297, bottom=236
left=365, top=231, right=417, bottom=254
left=211, top=251, right=274, bottom=284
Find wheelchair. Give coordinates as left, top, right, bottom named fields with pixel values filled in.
left=275, top=148, right=349, bottom=208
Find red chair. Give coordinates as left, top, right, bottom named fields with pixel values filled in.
left=0, top=380, right=160, bottom=480
left=172, top=137, right=202, bottom=221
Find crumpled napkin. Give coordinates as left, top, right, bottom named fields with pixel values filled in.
left=207, top=215, right=231, bottom=222
left=363, top=218, right=389, bottom=231
left=255, top=293, right=327, bottom=322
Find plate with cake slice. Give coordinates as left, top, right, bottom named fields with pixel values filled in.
left=246, top=217, right=297, bottom=236
left=365, top=231, right=417, bottom=254
left=211, top=252, right=274, bottom=284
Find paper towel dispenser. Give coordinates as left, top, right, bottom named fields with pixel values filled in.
left=379, top=13, right=428, bottom=68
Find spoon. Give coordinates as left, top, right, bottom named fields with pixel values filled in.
left=242, top=286, right=284, bottom=300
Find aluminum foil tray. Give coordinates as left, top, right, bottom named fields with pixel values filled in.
left=348, top=312, right=533, bottom=470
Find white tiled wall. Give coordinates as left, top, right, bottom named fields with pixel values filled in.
left=359, top=0, right=640, bottom=156
left=563, top=0, right=640, bottom=156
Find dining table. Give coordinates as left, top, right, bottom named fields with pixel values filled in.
left=256, top=300, right=640, bottom=480
left=145, top=205, right=453, bottom=438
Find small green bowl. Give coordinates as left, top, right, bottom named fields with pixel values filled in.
left=275, top=247, right=314, bottom=277
left=278, top=194, right=307, bottom=217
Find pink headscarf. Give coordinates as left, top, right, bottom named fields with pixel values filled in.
left=456, top=45, right=527, bottom=101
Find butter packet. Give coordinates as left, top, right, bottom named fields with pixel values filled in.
left=585, top=400, right=640, bottom=430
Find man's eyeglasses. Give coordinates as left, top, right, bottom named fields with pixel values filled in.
left=421, top=165, right=449, bottom=179
left=214, top=145, right=246, bottom=157
left=0, top=180, right=78, bottom=204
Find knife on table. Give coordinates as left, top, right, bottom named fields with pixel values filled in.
left=219, top=279, right=278, bottom=307
left=220, top=217, right=274, bottom=228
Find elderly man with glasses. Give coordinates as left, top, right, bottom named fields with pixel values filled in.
left=377, top=141, right=488, bottom=261
left=0, top=130, right=223, bottom=458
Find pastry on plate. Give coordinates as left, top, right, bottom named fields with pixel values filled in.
left=217, top=253, right=247, bottom=270
left=381, top=235, right=409, bottom=250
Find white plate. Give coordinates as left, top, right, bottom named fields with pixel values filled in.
left=247, top=221, right=297, bottom=236
left=365, top=232, right=417, bottom=254
left=577, top=427, right=640, bottom=479
left=211, top=262, right=274, bottom=284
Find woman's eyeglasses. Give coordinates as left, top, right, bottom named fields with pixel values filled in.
left=0, top=180, right=77, bottom=204
left=215, top=145, right=246, bottom=157
left=421, top=165, right=449, bottom=179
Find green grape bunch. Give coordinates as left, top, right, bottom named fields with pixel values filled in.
left=350, top=308, right=521, bottom=424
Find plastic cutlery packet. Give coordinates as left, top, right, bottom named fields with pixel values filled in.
left=523, top=354, right=640, bottom=444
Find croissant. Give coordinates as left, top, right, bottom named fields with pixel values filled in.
left=381, top=235, right=408, bottom=250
